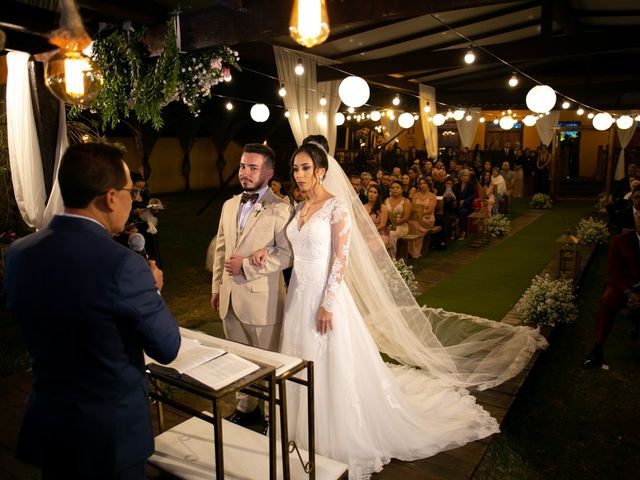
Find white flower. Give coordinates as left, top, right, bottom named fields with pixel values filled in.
left=253, top=203, right=263, bottom=215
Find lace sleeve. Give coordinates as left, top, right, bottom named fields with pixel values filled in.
left=321, top=199, right=351, bottom=312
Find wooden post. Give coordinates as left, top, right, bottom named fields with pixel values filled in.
left=604, top=127, right=616, bottom=194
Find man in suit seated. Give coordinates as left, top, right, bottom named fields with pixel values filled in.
left=583, top=185, right=640, bottom=368
left=4, top=143, right=181, bottom=479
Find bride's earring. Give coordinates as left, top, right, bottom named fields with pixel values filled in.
left=319, top=176, right=324, bottom=185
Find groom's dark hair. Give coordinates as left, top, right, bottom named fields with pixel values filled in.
left=244, top=143, right=275, bottom=169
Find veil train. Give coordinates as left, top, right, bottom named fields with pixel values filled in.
left=323, top=154, right=547, bottom=391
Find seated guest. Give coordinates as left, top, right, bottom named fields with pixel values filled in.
left=290, top=185, right=306, bottom=207
left=400, top=174, right=415, bottom=199
left=384, top=181, right=411, bottom=260
left=269, top=177, right=290, bottom=203
left=407, top=177, right=437, bottom=259
left=454, top=169, right=476, bottom=240
left=350, top=174, right=368, bottom=204
left=584, top=185, right=640, bottom=368
left=364, top=183, right=390, bottom=249
left=4, top=143, right=180, bottom=479
left=360, top=171, right=373, bottom=193
left=437, top=176, right=459, bottom=245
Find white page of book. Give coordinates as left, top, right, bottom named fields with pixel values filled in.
left=161, top=338, right=225, bottom=373
left=186, top=353, right=260, bottom=390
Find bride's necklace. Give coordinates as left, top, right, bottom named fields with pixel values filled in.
left=299, top=198, right=325, bottom=219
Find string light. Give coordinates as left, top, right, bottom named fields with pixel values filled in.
left=392, top=95, right=400, bottom=106
left=561, top=100, right=570, bottom=109
left=577, top=107, right=584, bottom=115
left=508, top=73, right=518, bottom=87
left=319, top=95, right=327, bottom=106
left=463, top=46, right=476, bottom=64
left=278, top=84, right=287, bottom=97
left=294, top=60, right=304, bottom=75
left=284, top=109, right=290, bottom=118
left=225, top=101, right=234, bottom=110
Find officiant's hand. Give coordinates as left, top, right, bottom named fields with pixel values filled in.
left=250, top=248, right=269, bottom=268
left=224, top=255, right=244, bottom=276
left=316, top=307, right=333, bottom=335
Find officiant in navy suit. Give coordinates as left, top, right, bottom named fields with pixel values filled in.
left=4, top=143, right=181, bottom=480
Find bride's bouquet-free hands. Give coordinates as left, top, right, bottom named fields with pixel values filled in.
left=249, top=248, right=269, bottom=269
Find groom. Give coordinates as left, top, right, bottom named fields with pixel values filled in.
left=211, top=143, right=293, bottom=425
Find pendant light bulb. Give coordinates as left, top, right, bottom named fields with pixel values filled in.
left=392, top=95, right=400, bottom=106
left=319, top=95, right=327, bottom=106
left=508, top=72, right=519, bottom=87
left=464, top=47, right=476, bottom=64
left=278, top=84, right=287, bottom=97
left=294, top=60, right=305, bottom=76
left=289, top=0, right=330, bottom=48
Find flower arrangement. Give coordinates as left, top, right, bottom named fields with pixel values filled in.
left=530, top=193, right=553, bottom=209
left=82, top=20, right=240, bottom=129
left=576, top=217, right=609, bottom=245
left=487, top=214, right=511, bottom=237
left=518, top=274, right=578, bottom=326
left=594, top=191, right=611, bottom=211
left=392, top=259, right=419, bottom=296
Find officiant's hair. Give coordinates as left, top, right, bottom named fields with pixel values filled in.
left=302, top=134, right=329, bottom=153
left=244, top=143, right=275, bottom=169
left=58, top=143, right=126, bottom=209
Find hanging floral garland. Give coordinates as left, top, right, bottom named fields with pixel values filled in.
left=80, top=19, right=240, bottom=130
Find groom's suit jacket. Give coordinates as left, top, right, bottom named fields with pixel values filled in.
left=212, top=189, right=293, bottom=326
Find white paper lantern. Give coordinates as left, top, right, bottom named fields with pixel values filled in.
left=338, top=76, right=370, bottom=107
left=335, top=112, right=345, bottom=126
left=616, top=115, right=634, bottom=130
left=370, top=110, right=381, bottom=122
left=499, top=115, right=515, bottom=130
left=250, top=103, right=270, bottom=122
left=592, top=112, right=613, bottom=131
left=398, top=112, right=415, bottom=129
left=453, top=109, right=465, bottom=121
left=432, top=113, right=446, bottom=126
left=523, top=114, right=538, bottom=127
left=525, top=85, right=557, bottom=113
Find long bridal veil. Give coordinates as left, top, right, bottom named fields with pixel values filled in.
left=323, top=154, right=547, bottom=391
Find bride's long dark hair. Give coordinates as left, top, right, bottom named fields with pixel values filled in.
left=290, top=141, right=329, bottom=194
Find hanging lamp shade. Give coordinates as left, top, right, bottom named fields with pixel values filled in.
left=499, top=115, right=515, bottom=130
left=432, top=113, right=446, bottom=126
left=592, top=112, right=613, bottom=131
left=335, top=112, right=345, bottom=125
left=338, top=76, right=370, bottom=108
left=250, top=103, right=270, bottom=122
left=398, top=112, right=415, bottom=129
left=525, top=85, right=556, bottom=113
left=522, top=114, right=538, bottom=127
left=615, top=115, right=633, bottom=130
left=45, top=50, right=103, bottom=105
left=289, top=0, right=330, bottom=48
left=370, top=110, right=381, bottom=122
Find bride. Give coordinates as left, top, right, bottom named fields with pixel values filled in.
left=251, top=138, right=546, bottom=479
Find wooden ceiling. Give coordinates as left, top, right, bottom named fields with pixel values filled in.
left=2, top=0, right=640, bottom=110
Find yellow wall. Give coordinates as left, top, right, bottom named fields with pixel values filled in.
left=110, top=137, right=244, bottom=193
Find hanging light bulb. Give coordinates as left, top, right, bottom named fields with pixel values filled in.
left=250, top=103, right=270, bottom=122
left=587, top=112, right=594, bottom=119
left=577, top=107, right=584, bottom=115
left=508, top=72, right=518, bottom=87
left=289, top=0, right=330, bottom=48
left=561, top=100, right=570, bottom=109
left=465, top=114, right=472, bottom=121
left=499, top=115, right=515, bottom=130
left=523, top=115, right=538, bottom=127
left=414, top=114, right=420, bottom=121
left=335, top=112, right=345, bottom=125
left=319, top=95, right=327, bottom=106
left=464, top=46, right=476, bottom=64
left=432, top=114, right=446, bottom=126
left=398, top=112, right=415, bottom=129
left=347, top=106, right=355, bottom=113
left=304, top=111, right=309, bottom=120
left=453, top=109, right=465, bottom=121
left=278, top=84, right=287, bottom=97
left=392, top=95, right=400, bottom=106
left=493, top=118, right=499, bottom=125
left=294, top=60, right=305, bottom=75
left=616, top=115, right=634, bottom=130
left=225, top=101, right=234, bottom=111
left=479, top=116, right=485, bottom=123
left=370, top=110, right=381, bottom=122
left=284, top=110, right=290, bottom=118
left=423, top=103, right=431, bottom=113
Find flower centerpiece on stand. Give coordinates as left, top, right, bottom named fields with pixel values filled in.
left=576, top=217, right=609, bottom=245
left=486, top=214, right=511, bottom=237
left=529, top=193, right=553, bottom=209
left=518, top=274, right=578, bottom=327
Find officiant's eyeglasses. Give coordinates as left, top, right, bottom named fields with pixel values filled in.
left=99, top=187, right=142, bottom=200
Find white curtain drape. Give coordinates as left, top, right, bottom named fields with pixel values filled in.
left=6, top=51, right=65, bottom=229
left=419, top=84, right=438, bottom=159
left=7, top=51, right=46, bottom=229
left=535, top=111, right=560, bottom=147
left=380, top=114, right=400, bottom=142
left=274, top=47, right=340, bottom=155
left=614, top=123, right=637, bottom=181
left=456, top=108, right=481, bottom=149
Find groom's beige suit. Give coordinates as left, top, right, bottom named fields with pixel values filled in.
left=211, top=188, right=293, bottom=353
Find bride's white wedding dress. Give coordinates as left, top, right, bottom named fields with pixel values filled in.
left=281, top=197, right=499, bottom=479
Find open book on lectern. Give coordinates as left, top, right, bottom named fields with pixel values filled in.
left=145, top=337, right=260, bottom=390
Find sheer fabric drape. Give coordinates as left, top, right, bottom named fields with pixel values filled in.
left=380, top=115, right=400, bottom=141
left=456, top=108, right=481, bottom=149
left=535, top=111, right=560, bottom=147
left=614, top=123, right=637, bottom=180
left=419, top=84, right=438, bottom=159
left=273, top=47, right=340, bottom=156
left=322, top=153, right=547, bottom=391
left=6, top=51, right=65, bottom=229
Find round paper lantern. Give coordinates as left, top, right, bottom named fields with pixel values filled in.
left=592, top=112, right=613, bottom=131
left=615, top=115, right=634, bottom=130
left=335, top=112, right=345, bottom=126
left=370, top=110, right=381, bottom=122
left=338, top=76, right=370, bottom=107
left=250, top=103, right=270, bottom=122
left=522, top=114, right=538, bottom=127
left=525, top=85, right=557, bottom=113
left=432, top=113, right=446, bottom=126
left=453, top=109, right=465, bottom=121
left=398, top=112, right=415, bottom=129
left=499, top=115, right=515, bottom=130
